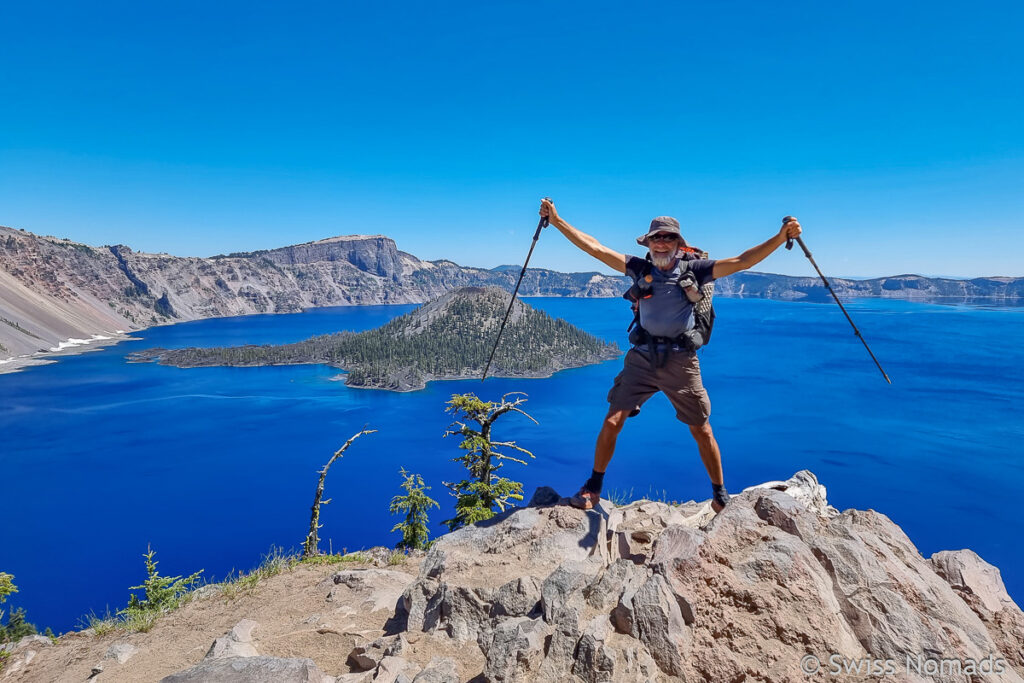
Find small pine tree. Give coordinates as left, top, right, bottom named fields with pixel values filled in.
left=0, top=573, right=14, bottom=617
left=118, top=546, right=203, bottom=619
left=0, top=608, right=38, bottom=644
left=389, top=468, right=439, bottom=550
left=0, top=573, right=38, bottom=644
left=442, top=392, right=537, bottom=530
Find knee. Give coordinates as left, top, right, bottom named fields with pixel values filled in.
left=689, top=422, right=714, bottom=443
left=602, top=410, right=629, bottom=433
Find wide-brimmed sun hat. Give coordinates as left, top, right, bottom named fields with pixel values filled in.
left=636, top=216, right=690, bottom=247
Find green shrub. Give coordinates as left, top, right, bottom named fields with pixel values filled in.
left=389, top=468, right=439, bottom=550
left=0, top=573, right=40, bottom=644
left=116, top=546, right=203, bottom=632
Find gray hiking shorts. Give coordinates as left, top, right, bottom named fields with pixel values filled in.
left=607, top=348, right=711, bottom=426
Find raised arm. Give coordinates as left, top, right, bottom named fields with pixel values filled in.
left=712, top=217, right=802, bottom=279
left=540, top=199, right=627, bottom=274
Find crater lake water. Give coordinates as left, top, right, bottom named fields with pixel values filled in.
left=2, top=296, right=1023, bottom=633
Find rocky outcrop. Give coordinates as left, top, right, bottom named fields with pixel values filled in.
left=382, top=470, right=1024, bottom=682
left=161, top=655, right=335, bottom=683
left=932, top=549, right=1024, bottom=672
left=0, top=635, right=53, bottom=680
left=6, top=471, right=1024, bottom=681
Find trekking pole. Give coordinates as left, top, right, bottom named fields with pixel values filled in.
left=783, top=216, right=892, bottom=384
left=482, top=199, right=551, bottom=381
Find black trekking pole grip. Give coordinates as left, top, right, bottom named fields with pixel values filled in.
left=536, top=197, right=552, bottom=236
left=781, top=216, right=812, bottom=258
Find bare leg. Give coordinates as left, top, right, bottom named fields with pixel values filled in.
left=593, top=408, right=631, bottom=472
left=688, top=422, right=723, bottom=486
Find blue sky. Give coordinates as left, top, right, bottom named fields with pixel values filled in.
left=1, top=1, right=1021, bottom=277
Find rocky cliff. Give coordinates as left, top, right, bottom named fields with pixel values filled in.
left=4, top=472, right=1022, bottom=682
left=2, top=225, right=1021, bottom=366
left=712, top=271, right=1024, bottom=303
left=0, top=227, right=626, bottom=364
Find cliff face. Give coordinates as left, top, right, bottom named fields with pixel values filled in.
left=4, top=471, right=1022, bottom=682
left=2, top=225, right=1021, bottom=363
left=713, top=271, right=1024, bottom=302
left=252, top=235, right=405, bottom=280
left=0, top=227, right=628, bottom=361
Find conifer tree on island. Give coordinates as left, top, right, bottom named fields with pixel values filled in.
left=389, top=468, right=440, bottom=550
left=442, top=392, right=537, bottom=531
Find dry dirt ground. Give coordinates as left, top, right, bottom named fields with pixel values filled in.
left=4, top=556, right=485, bottom=683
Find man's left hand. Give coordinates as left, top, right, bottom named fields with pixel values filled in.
left=780, top=217, right=802, bottom=241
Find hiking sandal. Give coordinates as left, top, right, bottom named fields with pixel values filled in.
left=569, top=487, right=600, bottom=510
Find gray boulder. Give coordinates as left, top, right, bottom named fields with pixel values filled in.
left=630, top=574, right=689, bottom=677
left=932, top=548, right=1024, bottom=670
left=571, top=616, right=616, bottom=683
left=206, top=619, right=260, bottom=659
left=743, top=469, right=838, bottom=518
left=479, top=617, right=550, bottom=683
left=347, top=634, right=404, bottom=671
left=105, top=642, right=140, bottom=664
left=527, top=486, right=561, bottom=507
left=932, top=548, right=1019, bottom=615
left=328, top=569, right=415, bottom=615
left=373, top=655, right=421, bottom=683
left=160, top=656, right=334, bottom=683
left=411, top=656, right=459, bottom=683
left=490, top=576, right=542, bottom=618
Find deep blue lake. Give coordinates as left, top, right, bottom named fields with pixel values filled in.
left=2, top=297, right=1023, bottom=633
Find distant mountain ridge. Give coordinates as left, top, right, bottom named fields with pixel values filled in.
left=1, top=225, right=1021, bottom=361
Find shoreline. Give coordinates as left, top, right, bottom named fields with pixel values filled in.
left=339, top=354, right=623, bottom=392
left=3, top=292, right=1021, bottom=377
left=0, top=332, right=141, bottom=375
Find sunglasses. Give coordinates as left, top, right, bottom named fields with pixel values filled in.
left=649, top=233, right=679, bottom=243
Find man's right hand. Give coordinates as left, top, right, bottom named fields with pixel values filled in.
left=540, top=198, right=560, bottom=225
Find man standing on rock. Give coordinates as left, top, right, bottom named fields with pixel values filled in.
left=539, top=199, right=801, bottom=513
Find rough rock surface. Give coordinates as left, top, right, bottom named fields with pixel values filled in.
left=0, top=635, right=53, bottom=680
left=206, top=619, right=260, bottom=659
left=160, top=655, right=335, bottom=682
left=391, top=469, right=1024, bottom=682
left=326, top=569, right=415, bottom=615
left=5, top=471, right=1023, bottom=682
left=932, top=549, right=1024, bottom=671
left=104, top=642, right=139, bottom=664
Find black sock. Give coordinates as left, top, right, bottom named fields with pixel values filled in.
left=584, top=470, right=605, bottom=494
left=712, top=483, right=729, bottom=505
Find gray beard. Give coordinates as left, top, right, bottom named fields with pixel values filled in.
left=650, top=250, right=677, bottom=269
